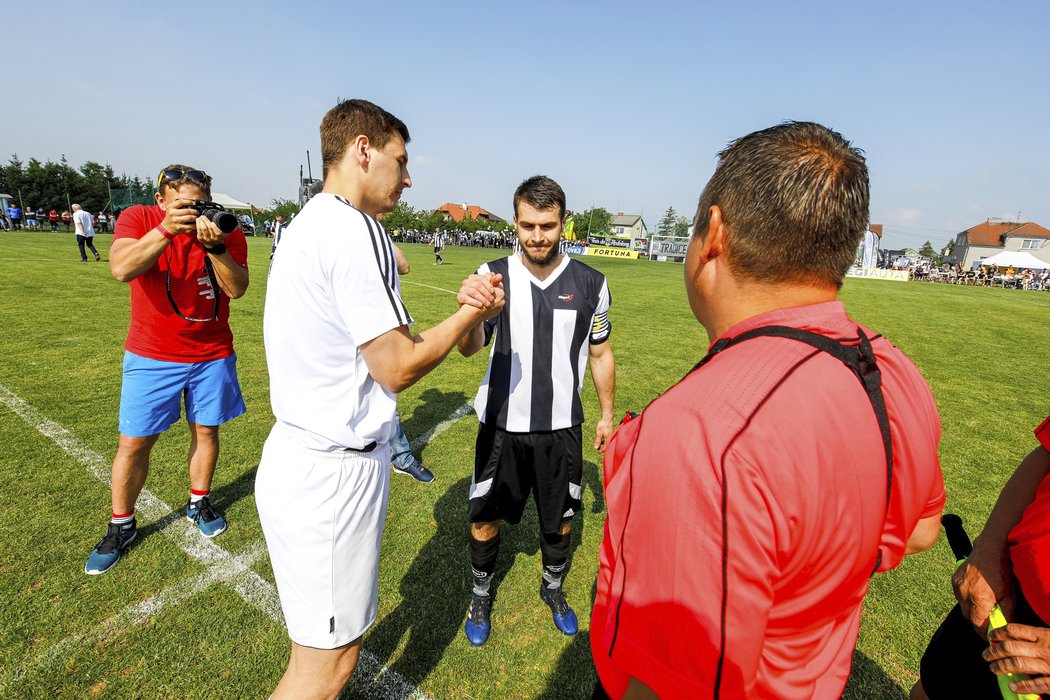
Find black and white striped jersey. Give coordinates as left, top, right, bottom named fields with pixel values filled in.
left=474, top=253, right=611, bottom=432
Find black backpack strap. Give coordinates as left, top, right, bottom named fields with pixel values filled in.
left=696, top=324, right=894, bottom=574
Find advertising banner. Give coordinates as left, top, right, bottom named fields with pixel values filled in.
left=586, top=245, right=639, bottom=259
left=565, top=244, right=587, bottom=256
left=651, top=239, right=689, bottom=257
left=587, top=236, right=632, bottom=249
left=845, top=266, right=910, bottom=282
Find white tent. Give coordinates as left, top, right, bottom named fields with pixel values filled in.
left=211, top=192, right=252, bottom=211
left=976, top=251, right=1050, bottom=270
left=210, top=192, right=258, bottom=235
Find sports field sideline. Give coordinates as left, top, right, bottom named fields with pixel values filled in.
left=1, top=231, right=1047, bottom=698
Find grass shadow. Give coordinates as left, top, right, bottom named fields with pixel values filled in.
left=364, top=475, right=475, bottom=684
left=365, top=458, right=603, bottom=689
left=843, top=650, right=908, bottom=699
left=401, top=388, right=469, bottom=439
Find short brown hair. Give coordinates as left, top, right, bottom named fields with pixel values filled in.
left=693, top=122, right=869, bottom=289
left=513, top=175, right=566, bottom=220
left=157, top=164, right=212, bottom=198
left=320, top=99, right=411, bottom=180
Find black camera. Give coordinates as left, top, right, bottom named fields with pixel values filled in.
left=189, top=200, right=238, bottom=234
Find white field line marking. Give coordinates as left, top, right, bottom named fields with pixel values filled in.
left=410, top=401, right=474, bottom=452
left=402, top=280, right=458, bottom=295
left=0, top=543, right=267, bottom=694
left=0, top=384, right=430, bottom=700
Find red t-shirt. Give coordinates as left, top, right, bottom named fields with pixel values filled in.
left=113, top=205, right=248, bottom=363
left=591, top=301, right=945, bottom=700
left=1007, top=416, right=1050, bottom=624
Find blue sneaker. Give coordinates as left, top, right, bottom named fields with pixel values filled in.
left=464, top=593, right=492, bottom=646
left=540, top=585, right=578, bottom=636
left=84, top=519, right=138, bottom=575
left=392, top=461, right=435, bottom=483
left=186, top=496, right=227, bottom=538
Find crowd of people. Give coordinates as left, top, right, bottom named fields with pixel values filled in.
left=912, top=262, right=1050, bottom=289
left=393, top=228, right=517, bottom=249
left=65, top=99, right=1050, bottom=700
left=2, top=204, right=118, bottom=233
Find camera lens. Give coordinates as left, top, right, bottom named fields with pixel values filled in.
left=208, top=210, right=239, bottom=234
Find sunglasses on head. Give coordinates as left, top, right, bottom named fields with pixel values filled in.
left=157, top=168, right=208, bottom=190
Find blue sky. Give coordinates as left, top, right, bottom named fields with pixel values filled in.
left=6, top=1, right=1048, bottom=249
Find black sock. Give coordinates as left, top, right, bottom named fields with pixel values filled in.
left=540, top=529, right=571, bottom=590
left=470, top=531, right=500, bottom=597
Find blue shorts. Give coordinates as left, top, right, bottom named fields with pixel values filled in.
left=118, top=351, right=246, bottom=437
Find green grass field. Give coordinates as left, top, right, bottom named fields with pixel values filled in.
left=1, top=230, right=1047, bottom=698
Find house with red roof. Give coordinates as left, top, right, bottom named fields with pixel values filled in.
left=435, top=202, right=505, bottom=225
left=947, top=219, right=1050, bottom=268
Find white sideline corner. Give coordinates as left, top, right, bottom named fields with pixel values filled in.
left=0, top=383, right=432, bottom=700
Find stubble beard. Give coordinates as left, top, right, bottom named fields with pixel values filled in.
left=522, top=242, right=559, bottom=267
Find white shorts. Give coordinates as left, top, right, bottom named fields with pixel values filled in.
left=256, top=423, right=391, bottom=649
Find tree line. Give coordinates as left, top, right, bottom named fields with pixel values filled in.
left=0, top=154, right=153, bottom=214
left=1, top=153, right=696, bottom=242
left=378, top=201, right=516, bottom=235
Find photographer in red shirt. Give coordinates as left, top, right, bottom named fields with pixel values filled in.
left=84, top=164, right=249, bottom=576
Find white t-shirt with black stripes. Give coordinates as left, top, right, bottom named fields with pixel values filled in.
left=264, top=193, right=413, bottom=451
left=474, top=253, right=611, bottom=433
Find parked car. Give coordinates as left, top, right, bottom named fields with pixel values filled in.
left=237, top=214, right=255, bottom=235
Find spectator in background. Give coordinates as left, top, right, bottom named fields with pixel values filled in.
left=7, top=204, right=22, bottom=230
left=61, top=209, right=72, bottom=231
left=97, top=211, right=108, bottom=233
left=48, top=209, right=59, bottom=231
left=388, top=245, right=435, bottom=484
left=269, top=213, right=287, bottom=259
left=72, top=204, right=101, bottom=262
left=26, top=207, right=38, bottom=230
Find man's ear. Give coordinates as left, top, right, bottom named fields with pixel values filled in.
left=351, top=135, right=370, bottom=169
left=697, top=205, right=727, bottom=263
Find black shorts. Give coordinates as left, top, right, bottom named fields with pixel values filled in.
left=919, top=600, right=1046, bottom=700
left=469, top=422, right=583, bottom=534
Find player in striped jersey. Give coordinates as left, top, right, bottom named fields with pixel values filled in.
left=456, top=175, right=616, bottom=646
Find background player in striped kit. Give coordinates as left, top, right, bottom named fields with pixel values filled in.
left=456, top=175, right=616, bottom=646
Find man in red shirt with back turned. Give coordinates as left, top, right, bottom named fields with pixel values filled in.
left=84, top=164, right=249, bottom=575
left=591, top=122, right=946, bottom=699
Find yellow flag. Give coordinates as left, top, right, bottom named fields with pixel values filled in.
left=562, top=216, right=576, bottom=241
